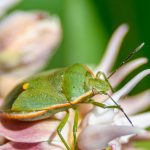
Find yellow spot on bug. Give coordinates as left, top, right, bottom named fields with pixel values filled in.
left=23, top=83, right=29, bottom=90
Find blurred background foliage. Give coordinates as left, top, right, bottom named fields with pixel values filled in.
left=6, top=0, right=149, bottom=94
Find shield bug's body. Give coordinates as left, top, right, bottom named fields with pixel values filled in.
left=0, top=63, right=131, bottom=150
left=1, top=63, right=110, bottom=120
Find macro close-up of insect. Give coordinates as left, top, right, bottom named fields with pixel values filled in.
left=0, top=1, right=150, bottom=150
left=0, top=43, right=145, bottom=150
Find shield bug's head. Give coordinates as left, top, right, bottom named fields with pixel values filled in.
left=85, top=75, right=110, bottom=94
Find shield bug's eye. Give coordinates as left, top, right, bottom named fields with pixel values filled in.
left=22, top=83, right=29, bottom=90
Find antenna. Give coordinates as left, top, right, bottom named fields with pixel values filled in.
left=107, top=43, right=145, bottom=79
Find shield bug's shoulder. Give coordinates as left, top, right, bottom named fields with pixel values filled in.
left=62, top=63, right=95, bottom=102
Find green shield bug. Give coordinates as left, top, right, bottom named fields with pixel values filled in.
left=0, top=43, right=144, bottom=150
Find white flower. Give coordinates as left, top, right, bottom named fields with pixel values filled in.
left=0, top=0, right=21, bottom=17
left=0, top=11, right=61, bottom=97
left=78, top=24, right=150, bottom=150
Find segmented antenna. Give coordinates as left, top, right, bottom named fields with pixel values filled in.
left=107, top=43, right=145, bottom=79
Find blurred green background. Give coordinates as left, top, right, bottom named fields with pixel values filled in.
left=7, top=0, right=149, bottom=94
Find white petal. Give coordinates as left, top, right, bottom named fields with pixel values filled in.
left=0, top=11, right=61, bottom=74
left=0, top=0, right=20, bottom=17
left=82, top=109, right=115, bottom=127
left=121, top=90, right=150, bottom=115
left=106, top=69, right=150, bottom=105
left=113, top=112, right=150, bottom=146
left=115, top=112, right=150, bottom=129
left=110, top=58, right=148, bottom=87
left=109, top=139, right=122, bottom=150
left=78, top=125, right=144, bottom=150
left=95, top=24, right=129, bottom=74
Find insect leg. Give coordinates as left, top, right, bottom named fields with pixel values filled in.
left=73, top=108, right=79, bottom=150
left=88, top=99, right=107, bottom=108
left=96, top=71, right=114, bottom=92
left=89, top=99, right=122, bottom=109
left=57, top=111, right=70, bottom=150
left=105, top=93, right=133, bottom=126
left=88, top=98, right=133, bottom=126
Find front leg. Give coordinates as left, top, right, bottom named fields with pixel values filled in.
left=88, top=98, right=133, bottom=126
left=88, top=99, right=118, bottom=109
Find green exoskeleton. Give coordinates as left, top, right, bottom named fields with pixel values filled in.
left=0, top=63, right=130, bottom=150
left=0, top=43, right=144, bottom=150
